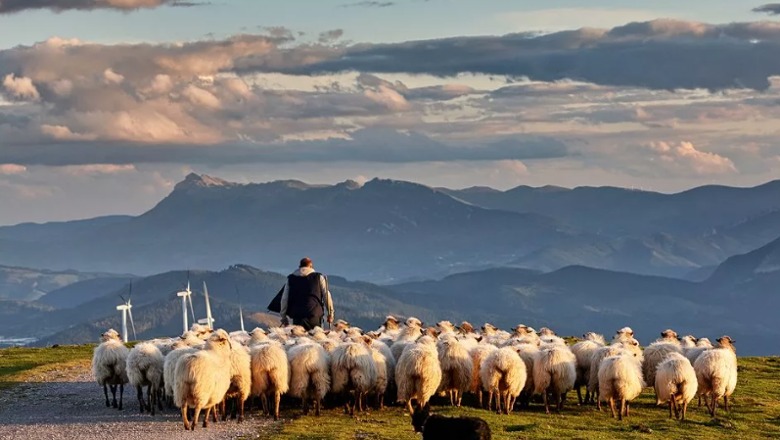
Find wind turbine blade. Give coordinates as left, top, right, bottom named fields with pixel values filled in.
left=235, top=286, right=244, bottom=332
left=203, top=282, right=213, bottom=330
left=128, top=307, right=137, bottom=340
left=187, top=293, right=196, bottom=324
left=128, top=282, right=133, bottom=301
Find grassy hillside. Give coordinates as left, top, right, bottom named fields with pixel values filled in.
left=1, top=346, right=777, bottom=439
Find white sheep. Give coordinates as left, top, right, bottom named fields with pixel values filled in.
left=588, top=339, right=642, bottom=408
left=479, top=346, right=527, bottom=414
left=684, top=337, right=713, bottom=366
left=190, top=323, right=213, bottom=340
left=369, top=338, right=395, bottom=408
left=377, top=315, right=402, bottom=347
left=694, top=335, right=738, bottom=418
left=642, top=329, right=683, bottom=387
left=655, top=352, right=697, bottom=420
left=220, top=342, right=252, bottom=422
left=92, top=329, right=129, bottom=410
left=613, top=327, right=634, bottom=342
left=174, top=329, right=233, bottom=430
left=330, top=336, right=377, bottom=415
left=533, top=345, right=577, bottom=414
left=126, top=342, right=165, bottom=415
left=250, top=341, right=289, bottom=420
left=468, top=343, right=497, bottom=408
left=598, top=352, right=645, bottom=420
left=436, top=335, right=473, bottom=407
left=391, top=317, right=424, bottom=361
left=288, top=341, right=331, bottom=416
left=571, top=332, right=606, bottom=404
left=395, top=335, right=442, bottom=414
left=248, top=327, right=270, bottom=346
left=163, top=341, right=198, bottom=406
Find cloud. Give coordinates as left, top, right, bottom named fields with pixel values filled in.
left=62, top=164, right=137, bottom=176
left=341, top=1, right=395, bottom=8
left=103, top=68, right=125, bottom=85
left=644, top=141, right=737, bottom=175
left=0, top=0, right=199, bottom=14
left=0, top=164, right=27, bottom=175
left=753, top=4, right=780, bottom=15
left=265, top=19, right=780, bottom=91
left=2, top=74, right=40, bottom=101
left=318, top=29, right=345, bottom=44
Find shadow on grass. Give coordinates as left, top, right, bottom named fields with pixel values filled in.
left=505, top=422, right=537, bottom=432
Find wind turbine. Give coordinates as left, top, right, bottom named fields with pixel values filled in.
left=176, top=277, right=195, bottom=334
left=236, top=286, right=245, bottom=333
left=116, top=284, right=137, bottom=343
left=197, top=281, right=215, bottom=330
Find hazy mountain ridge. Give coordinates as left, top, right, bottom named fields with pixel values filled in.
left=0, top=265, right=129, bottom=302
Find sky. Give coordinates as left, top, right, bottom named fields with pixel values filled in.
left=2, top=0, right=780, bottom=224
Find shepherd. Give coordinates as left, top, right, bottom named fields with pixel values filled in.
left=279, top=257, right=335, bottom=330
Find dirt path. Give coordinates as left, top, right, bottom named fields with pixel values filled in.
left=0, top=362, right=273, bottom=440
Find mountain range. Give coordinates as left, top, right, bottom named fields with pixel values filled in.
left=2, top=174, right=780, bottom=281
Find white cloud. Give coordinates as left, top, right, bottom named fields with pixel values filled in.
left=103, top=68, right=125, bottom=85
left=182, top=84, right=222, bottom=109
left=63, top=164, right=137, bottom=176
left=363, top=84, right=410, bottom=111
left=0, top=164, right=27, bottom=175
left=2, top=74, right=40, bottom=101
left=645, top=141, right=737, bottom=175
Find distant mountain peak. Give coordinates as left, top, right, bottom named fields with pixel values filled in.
left=175, top=173, right=236, bottom=191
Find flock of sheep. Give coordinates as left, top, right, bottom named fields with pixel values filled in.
left=91, top=316, right=738, bottom=431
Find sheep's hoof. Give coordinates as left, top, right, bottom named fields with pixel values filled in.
left=203, top=421, right=209, bottom=428
left=273, top=415, right=279, bottom=421
left=237, top=416, right=244, bottom=423
left=105, top=401, right=111, bottom=407
left=183, top=422, right=190, bottom=431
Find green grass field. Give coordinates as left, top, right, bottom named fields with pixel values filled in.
left=1, top=346, right=777, bottom=439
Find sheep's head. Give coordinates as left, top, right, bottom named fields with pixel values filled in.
left=514, top=324, right=533, bottom=336
left=458, top=321, right=474, bottom=334
left=383, top=315, right=400, bottom=330
left=481, top=323, right=497, bottom=335
left=207, top=329, right=232, bottom=351
left=538, top=327, right=556, bottom=337
left=333, top=319, right=350, bottom=332
left=411, top=404, right=431, bottom=433
left=365, top=331, right=380, bottom=339
left=697, top=337, right=713, bottom=348
left=436, top=320, right=455, bottom=333
left=681, top=335, right=698, bottom=347
left=716, top=335, right=736, bottom=352
left=319, top=339, right=338, bottom=353
left=290, top=325, right=308, bottom=337
left=406, top=317, right=423, bottom=328
left=425, top=326, right=440, bottom=337
left=616, top=327, right=634, bottom=337
left=101, top=329, right=121, bottom=342
left=660, top=329, right=679, bottom=341
left=361, top=335, right=374, bottom=347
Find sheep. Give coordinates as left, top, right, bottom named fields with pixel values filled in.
left=468, top=344, right=497, bottom=408
left=163, top=341, right=198, bottom=406
left=220, top=342, right=252, bottom=422
left=250, top=341, right=289, bottom=420
left=598, top=352, right=645, bottom=421
left=533, top=345, right=577, bottom=414
left=588, top=339, right=642, bottom=407
left=411, top=403, right=492, bottom=440
left=126, top=342, right=164, bottom=415
left=330, top=336, right=377, bottom=415
left=694, top=335, right=738, bottom=418
left=395, top=335, right=442, bottom=414
left=391, top=317, right=424, bottom=361
left=613, top=327, right=634, bottom=342
left=92, top=329, right=129, bottom=410
left=190, top=323, right=213, bottom=340
left=642, top=330, right=683, bottom=387
left=174, top=329, right=233, bottom=430
left=571, top=332, right=606, bottom=404
left=655, top=352, right=697, bottom=420
left=287, top=341, right=331, bottom=416
left=248, top=327, right=270, bottom=347
left=436, top=335, right=473, bottom=407
left=369, top=337, right=395, bottom=408
left=479, top=346, right=526, bottom=414
left=512, top=343, right=539, bottom=408
left=458, top=321, right=476, bottom=336
left=684, top=337, right=713, bottom=366
left=436, top=320, right=457, bottom=336
left=229, top=330, right=250, bottom=346
left=180, top=330, right=206, bottom=347
left=378, top=315, right=401, bottom=347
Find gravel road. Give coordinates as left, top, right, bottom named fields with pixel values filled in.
left=0, top=362, right=273, bottom=440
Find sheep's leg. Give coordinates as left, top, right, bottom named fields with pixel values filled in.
left=202, top=407, right=210, bottom=428
left=302, top=397, right=309, bottom=416
left=681, top=400, right=688, bottom=421
left=110, top=384, right=118, bottom=408
left=136, top=385, right=145, bottom=413
left=157, top=387, right=164, bottom=411
left=238, top=397, right=245, bottom=422
left=260, top=394, right=269, bottom=416
left=618, top=398, right=626, bottom=421
left=274, top=391, right=281, bottom=421
left=378, top=392, right=384, bottom=410
left=608, top=397, right=616, bottom=419
left=457, top=390, right=463, bottom=408
left=711, top=396, right=717, bottom=418
left=625, top=401, right=630, bottom=418
left=212, top=403, right=219, bottom=423
left=543, top=390, right=550, bottom=415
left=406, top=399, right=414, bottom=415
left=149, top=385, right=156, bottom=416
left=504, top=393, right=511, bottom=415
left=477, top=390, right=483, bottom=409
left=181, top=404, right=190, bottom=430
left=597, top=394, right=602, bottom=411
left=668, top=399, right=674, bottom=419
left=103, top=384, right=110, bottom=407
left=576, top=386, right=583, bottom=405
left=487, top=391, right=493, bottom=412
left=315, top=397, right=321, bottom=417
left=724, top=395, right=730, bottom=413
left=496, top=391, right=502, bottom=415
left=118, top=384, right=124, bottom=410
left=191, top=405, right=202, bottom=431
left=221, top=399, right=228, bottom=421
left=556, top=392, right=563, bottom=412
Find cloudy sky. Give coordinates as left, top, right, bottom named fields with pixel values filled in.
left=2, top=0, right=780, bottom=225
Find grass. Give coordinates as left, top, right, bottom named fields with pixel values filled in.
left=264, top=356, right=780, bottom=440
left=1, top=346, right=777, bottom=439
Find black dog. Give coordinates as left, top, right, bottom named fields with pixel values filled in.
left=411, top=404, right=491, bottom=440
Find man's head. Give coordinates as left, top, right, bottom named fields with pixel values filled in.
left=299, top=257, right=313, bottom=268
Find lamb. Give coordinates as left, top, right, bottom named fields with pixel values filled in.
left=468, top=343, right=497, bottom=408
left=287, top=341, right=331, bottom=416
left=220, top=342, right=252, bottom=422
left=598, top=352, right=645, bottom=421
left=411, top=403, right=492, bottom=440
left=479, top=346, right=526, bottom=414
left=642, top=329, right=683, bottom=387
left=533, top=345, right=577, bottom=414
left=250, top=341, right=289, bottom=420
left=174, top=329, right=233, bottom=430
left=330, top=336, right=377, bottom=415
left=694, top=335, right=738, bottom=418
left=391, top=317, right=424, bottom=361
left=92, top=329, right=129, bottom=410
left=436, top=335, right=473, bottom=407
left=126, top=342, right=165, bottom=415
left=570, top=332, right=606, bottom=404
left=395, top=334, right=442, bottom=414
left=654, top=352, right=697, bottom=420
